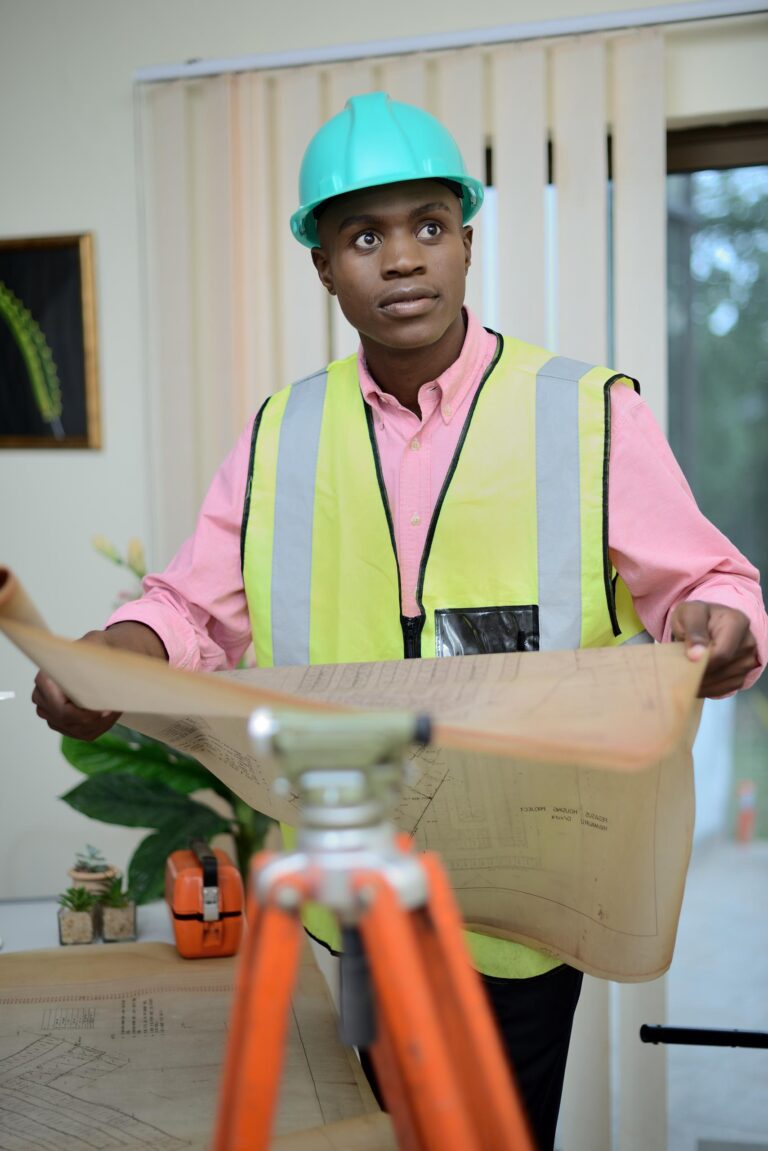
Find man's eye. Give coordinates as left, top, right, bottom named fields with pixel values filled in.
left=417, top=222, right=442, bottom=239
left=353, top=231, right=380, bottom=250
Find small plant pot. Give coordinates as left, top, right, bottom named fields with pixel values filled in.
left=101, top=903, right=137, bottom=943
left=58, top=907, right=98, bottom=945
left=67, top=866, right=120, bottom=897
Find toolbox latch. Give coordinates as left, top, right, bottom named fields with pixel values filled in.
left=191, top=838, right=221, bottom=922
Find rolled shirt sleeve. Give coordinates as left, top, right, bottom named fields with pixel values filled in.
left=107, top=419, right=255, bottom=671
left=608, top=384, right=768, bottom=690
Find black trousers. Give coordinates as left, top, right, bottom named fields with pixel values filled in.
left=359, top=963, right=583, bottom=1151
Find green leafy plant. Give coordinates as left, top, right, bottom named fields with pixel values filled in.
left=99, top=875, right=132, bottom=908
left=61, top=725, right=272, bottom=904
left=0, top=280, right=63, bottom=432
left=74, top=844, right=110, bottom=873
left=58, top=886, right=99, bottom=912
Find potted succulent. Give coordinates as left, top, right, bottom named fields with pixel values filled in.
left=67, top=844, right=120, bottom=897
left=99, top=875, right=137, bottom=942
left=58, top=886, right=99, bottom=945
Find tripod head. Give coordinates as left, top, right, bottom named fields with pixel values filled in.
left=249, top=708, right=431, bottom=831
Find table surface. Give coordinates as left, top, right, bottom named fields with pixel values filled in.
left=0, top=916, right=393, bottom=1150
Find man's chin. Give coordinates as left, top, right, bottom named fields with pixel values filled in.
left=361, top=313, right=461, bottom=353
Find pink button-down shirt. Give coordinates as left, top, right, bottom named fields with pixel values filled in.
left=110, top=310, right=767, bottom=688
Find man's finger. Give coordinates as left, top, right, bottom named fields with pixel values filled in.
left=32, top=671, right=69, bottom=711
left=699, top=649, right=758, bottom=693
left=32, top=670, right=119, bottom=738
left=671, top=601, right=711, bottom=660
left=701, top=673, right=751, bottom=699
left=705, top=605, right=753, bottom=667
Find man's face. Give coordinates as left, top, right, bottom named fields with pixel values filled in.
left=311, top=179, right=473, bottom=353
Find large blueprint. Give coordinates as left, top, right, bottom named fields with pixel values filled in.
left=0, top=567, right=704, bottom=981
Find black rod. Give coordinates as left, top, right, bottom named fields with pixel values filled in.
left=640, top=1025, right=768, bottom=1049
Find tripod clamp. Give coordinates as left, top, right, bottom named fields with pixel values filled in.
left=249, top=708, right=432, bottom=921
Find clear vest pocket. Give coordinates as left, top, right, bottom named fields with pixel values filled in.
left=434, top=605, right=540, bottom=657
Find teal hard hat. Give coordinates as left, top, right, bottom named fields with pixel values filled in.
left=290, top=92, right=485, bottom=248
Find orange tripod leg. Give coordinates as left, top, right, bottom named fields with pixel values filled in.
left=415, top=853, right=537, bottom=1151
left=355, top=872, right=484, bottom=1151
left=213, top=864, right=304, bottom=1151
left=360, top=999, right=424, bottom=1151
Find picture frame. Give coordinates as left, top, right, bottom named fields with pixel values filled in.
left=0, top=233, right=101, bottom=448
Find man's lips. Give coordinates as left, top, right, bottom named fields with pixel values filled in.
left=378, top=289, right=439, bottom=316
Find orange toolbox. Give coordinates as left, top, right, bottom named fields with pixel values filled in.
left=165, top=839, right=244, bottom=959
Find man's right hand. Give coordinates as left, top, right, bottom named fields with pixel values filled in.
left=32, top=622, right=168, bottom=741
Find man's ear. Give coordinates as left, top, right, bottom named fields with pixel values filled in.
left=311, top=247, right=336, bottom=296
left=462, top=226, right=473, bottom=273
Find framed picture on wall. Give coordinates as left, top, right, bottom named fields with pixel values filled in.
left=0, top=233, right=101, bottom=448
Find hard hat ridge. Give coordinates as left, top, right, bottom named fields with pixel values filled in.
left=290, top=92, right=484, bottom=248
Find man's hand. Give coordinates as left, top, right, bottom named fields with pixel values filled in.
left=670, top=601, right=759, bottom=698
left=32, top=622, right=168, bottom=741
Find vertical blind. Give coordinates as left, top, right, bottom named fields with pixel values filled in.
left=138, top=28, right=665, bottom=563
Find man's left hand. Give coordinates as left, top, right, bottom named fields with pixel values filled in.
left=670, top=601, right=759, bottom=698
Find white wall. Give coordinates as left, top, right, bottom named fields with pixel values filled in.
left=1, top=1, right=767, bottom=899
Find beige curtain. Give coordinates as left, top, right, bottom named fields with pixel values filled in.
left=138, top=28, right=665, bottom=564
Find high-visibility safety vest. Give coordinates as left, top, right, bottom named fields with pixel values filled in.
left=241, top=332, right=651, bottom=978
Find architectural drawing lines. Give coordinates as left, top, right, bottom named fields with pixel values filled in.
left=0, top=1035, right=188, bottom=1150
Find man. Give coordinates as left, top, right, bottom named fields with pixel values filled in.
left=34, top=93, right=766, bottom=1149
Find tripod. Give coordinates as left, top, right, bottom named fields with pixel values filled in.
left=213, top=710, right=535, bottom=1151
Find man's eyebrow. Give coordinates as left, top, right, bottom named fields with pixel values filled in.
left=336, top=201, right=455, bottom=234
left=336, top=213, right=379, bottom=234
left=410, top=201, right=454, bottom=217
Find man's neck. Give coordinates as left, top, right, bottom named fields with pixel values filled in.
left=360, top=312, right=467, bottom=415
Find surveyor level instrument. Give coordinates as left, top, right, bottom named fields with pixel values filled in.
left=212, top=709, right=535, bottom=1151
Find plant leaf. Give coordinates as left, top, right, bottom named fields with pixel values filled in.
left=126, top=832, right=171, bottom=904
left=127, top=810, right=232, bottom=904
left=61, top=773, right=231, bottom=830
left=61, top=726, right=228, bottom=798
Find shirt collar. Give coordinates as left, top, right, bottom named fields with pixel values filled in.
left=358, top=308, right=489, bottom=425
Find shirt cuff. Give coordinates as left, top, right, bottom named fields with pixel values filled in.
left=106, top=601, right=202, bottom=671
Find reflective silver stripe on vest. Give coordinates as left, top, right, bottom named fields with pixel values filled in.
left=624, top=628, right=653, bottom=644
left=271, top=369, right=328, bottom=666
left=536, top=356, right=593, bottom=650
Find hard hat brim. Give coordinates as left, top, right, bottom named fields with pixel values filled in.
left=290, top=173, right=485, bottom=249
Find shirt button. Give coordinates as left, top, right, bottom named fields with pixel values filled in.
left=410, top=513, right=421, bottom=526
left=411, top=438, right=421, bottom=452
left=442, top=403, right=452, bottom=418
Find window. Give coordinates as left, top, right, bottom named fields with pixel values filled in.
left=667, top=123, right=768, bottom=840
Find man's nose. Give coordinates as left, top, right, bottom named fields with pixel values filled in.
left=381, top=231, right=425, bottom=277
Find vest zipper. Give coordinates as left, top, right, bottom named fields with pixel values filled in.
left=414, top=332, right=504, bottom=628
left=401, top=614, right=425, bottom=660
left=363, top=399, right=415, bottom=656
left=363, top=335, right=503, bottom=662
